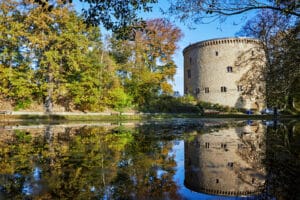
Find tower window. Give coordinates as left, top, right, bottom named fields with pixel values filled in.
left=205, top=142, right=210, bottom=148
left=251, top=51, right=254, bottom=56
left=187, top=69, right=191, bottom=79
left=237, top=85, right=243, bottom=91
left=227, top=66, right=233, bottom=72
left=215, top=51, right=218, bottom=56
left=205, top=87, right=209, bottom=93
left=196, top=88, right=200, bottom=94
left=189, top=57, right=192, bottom=64
left=185, top=87, right=188, bottom=94
left=221, top=86, right=227, bottom=92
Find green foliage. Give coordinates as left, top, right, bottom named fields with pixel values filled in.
left=110, top=19, right=182, bottom=108
left=0, top=1, right=182, bottom=113
left=142, top=95, right=203, bottom=113
left=13, top=99, right=32, bottom=111
left=14, top=130, right=32, bottom=143
left=197, top=101, right=245, bottom=113
left=34, top=0, right=159, bottom=39
left=108, top=87, right=133, bottom=111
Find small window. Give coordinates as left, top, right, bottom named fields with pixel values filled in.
left=187, top=69, right=191, bottom=79
left=215, top=51, right=218, bottom=56
left=228, top=162, right=234, bottom=167
left=189, top=57, right=192, bottom=64
left=196, top=88, right=200, bottom=94
left=227, top=66, right=233, bottom=72
left=237, top=85, right=243, bottom=91
left=216, top=179, right=219, bottom=184
left=221, top=86, right=227, bottom=92
left=204, top=87, right=209, bottom=93
left=185, top=87, right=188, bottom=94
left=205, top=142, right=210, bottom=148
left=251, top=51, right=254, bottom=56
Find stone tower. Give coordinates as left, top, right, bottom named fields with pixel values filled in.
left=183, top=37, right=266, bottom=111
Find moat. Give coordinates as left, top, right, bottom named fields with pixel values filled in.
left=0, top=119, right=299, bottom=199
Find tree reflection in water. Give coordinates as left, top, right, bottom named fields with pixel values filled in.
left=0, top=120, right=298, bottom=199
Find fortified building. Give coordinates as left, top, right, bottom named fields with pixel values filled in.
left=183, top=37, right=266, bottom=111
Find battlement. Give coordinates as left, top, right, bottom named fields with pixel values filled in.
left=183, top=37, right=262, bottom=54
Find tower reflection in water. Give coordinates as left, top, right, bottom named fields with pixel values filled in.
left=184, top=122, right=266, bottom=197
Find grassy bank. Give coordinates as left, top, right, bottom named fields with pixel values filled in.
left=0, top=112, right=299, bottom=122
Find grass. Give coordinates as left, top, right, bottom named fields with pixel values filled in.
left=0, top=112, right=298, bottom=122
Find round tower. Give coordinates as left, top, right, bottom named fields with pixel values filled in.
left=183, top=37, right=266, bottom=110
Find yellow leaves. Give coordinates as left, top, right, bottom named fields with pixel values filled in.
left=160, top=82, right=173, bottom=94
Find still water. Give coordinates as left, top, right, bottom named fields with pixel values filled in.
left=0, top=119, right=299, bottom=200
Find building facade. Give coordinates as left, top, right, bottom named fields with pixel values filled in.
left=183, top=37, right=266, bottom=110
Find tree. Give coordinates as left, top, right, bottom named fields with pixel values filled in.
left=110, top=18, right=183, bottom=106
left=23, top=1, right=115, bottom=112
left=237, top=9, right=299, bottom=110
left=167, top=0, right=299, bottom=26
left=0, top=0, right=36, bottom=106
left=33, top=0, right=158, bottom=38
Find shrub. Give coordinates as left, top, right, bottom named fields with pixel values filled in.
left=142, top=95, right=203, bottom=114
left=14, top=99, right=32, bottom=111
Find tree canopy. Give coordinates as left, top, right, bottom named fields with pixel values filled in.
left=237, top=9, right=299, bottom=110
left=0, top=0, right=185, bottom=113
left=167, top=0, right=299, bottom=26
left=33, top=0, right=158, bottom=38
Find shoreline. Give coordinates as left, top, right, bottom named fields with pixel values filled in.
left=0, top=111, right=298, bottom=122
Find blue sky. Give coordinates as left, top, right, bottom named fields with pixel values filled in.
left=74, top=0, right=254, bottom=95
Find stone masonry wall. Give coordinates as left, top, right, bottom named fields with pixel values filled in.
left=183, top=37, right=266, bottom=110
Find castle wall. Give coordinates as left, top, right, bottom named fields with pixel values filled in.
left=183, top=38, right=266, bottom=110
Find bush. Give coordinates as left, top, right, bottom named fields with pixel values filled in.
left=196, top=101, right=242, bottom=113
left=14, top=99, right=32, bottom=111
left=141, top=95, right=203, bottom=114
left=108, top=87, right=133, bottom=111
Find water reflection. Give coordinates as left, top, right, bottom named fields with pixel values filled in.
left=0, top=120, right=298, bottom=199
left=184, top=122, right=266, bottom=197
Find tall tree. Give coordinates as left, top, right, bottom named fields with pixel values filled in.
left=23, top=1, right=116, bottom=112
left=237, top=10, right=299, bottom=110
left=24, top=1, right=74, bottom=112
left=0, top=0, right=36, bottom=106
left=110, top=18, right=182, bottom=106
